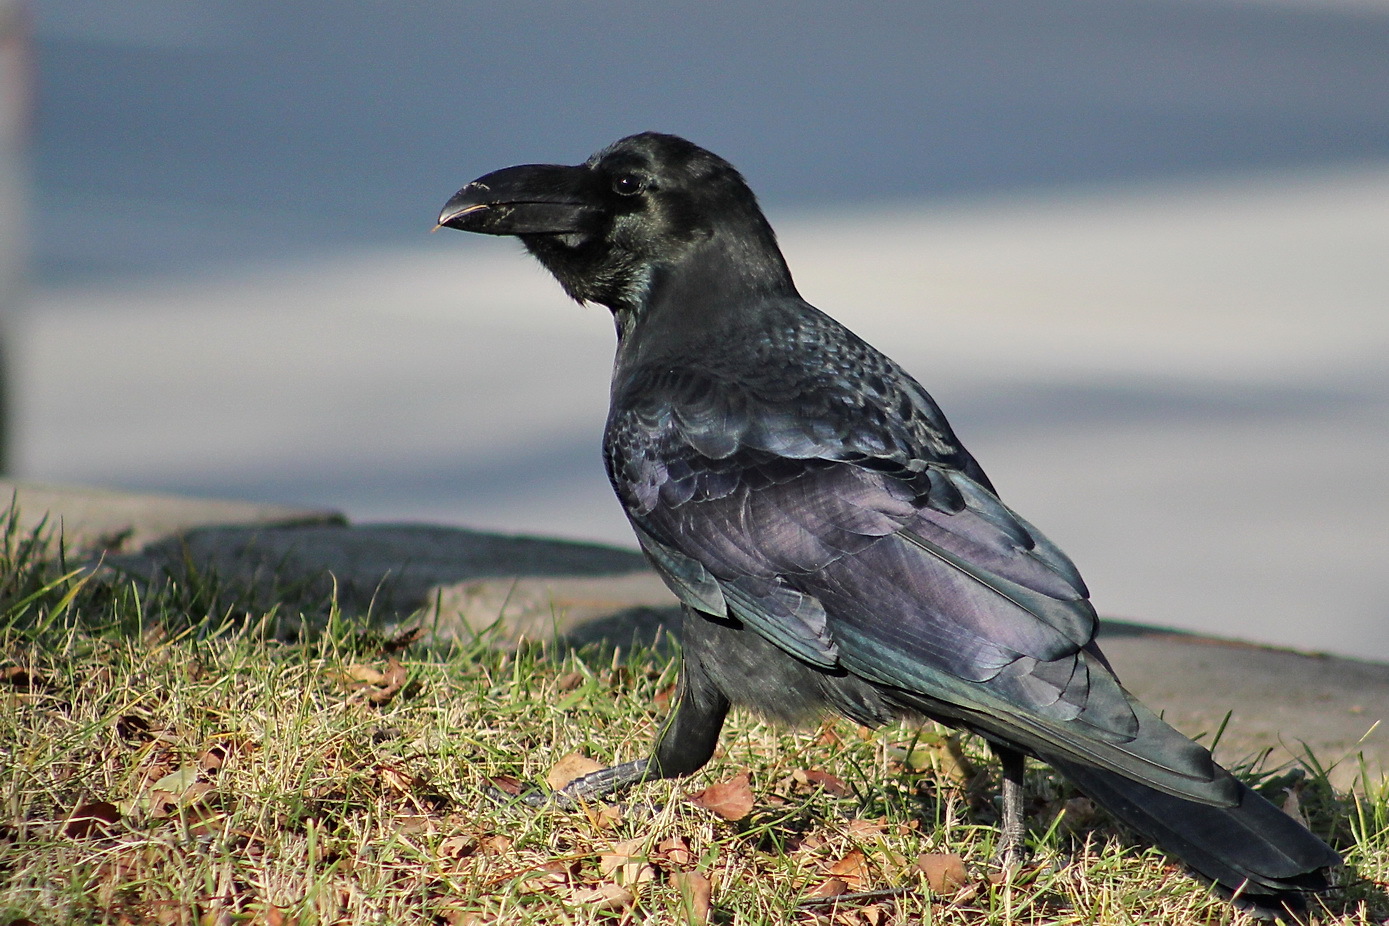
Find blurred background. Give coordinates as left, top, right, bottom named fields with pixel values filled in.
left=2, top=0, right=1386, bottom=658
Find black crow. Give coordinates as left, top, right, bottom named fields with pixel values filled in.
left=438, top=132, right=1339, bottom=917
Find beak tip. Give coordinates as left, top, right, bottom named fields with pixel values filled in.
left=436, top=201, right=490, bottom=231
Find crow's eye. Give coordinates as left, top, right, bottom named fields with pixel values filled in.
left=611, top=174, right=644, bottom=196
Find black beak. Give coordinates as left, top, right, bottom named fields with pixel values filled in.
left=437, top=164, right=599, bottom=236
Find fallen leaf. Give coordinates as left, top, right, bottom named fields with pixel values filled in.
left=197, top=739, right=249, bottom=773
left=672, top=870, right=713, bottom=924
left=393, top=813, right=433, bottom=835
left=336, top=665, right=385, bottom=687
left=368, top=657, right=408, bottom=705
left=375, top=762, right=421, bottom=794
left=581, top=802, right=623, bottom=829
left=546, top=752, right=604, bottom=791
left=143, top=767, right=214, bottom=818
left=599, top=837, right=647, bottom=883
left=655, top=835, right=694, bottom=868
left=62, top=801, right=121, bottom=838
left=688, top=772, right=754, bottom=821
left=116, top=711, right=162, bottom=742
left=569, top=882, right=634, bottom=911
left=859, top=903, right=886, bottom=926
left=1053, top=796, right=1098, bottom=834
left=878, top=850, right=909, bottom=880
left=888, top=732, right=975, bottom=782
left=520, top=860, right=572, bottom=894
left=825, top=848, right=871, bottom=888
left=384, top=626, right=425, bottom=653
left=805, top=878, right=850, bottom=899
left=485, top=775, right=524, bottom=797
left=440, top=909, right=491, bottom=926
left=444, top=910, right=494, bottom=926
left=438, top=834, right=478, bottom=860
left=336, top=657, right=408, bottom=705
left=845, top=818, right=887, bottom=839
left=479, top=834, right=513, bottom=854
left=917, top=852, right=968, bottom=893
left=794, top=768, right=852, bottom=798
left=1, top=665, right=40, bottom=689
left=652, top=683, right=676, bottom=709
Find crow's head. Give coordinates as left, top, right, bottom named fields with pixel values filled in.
left=439, top=133, right=793, bottom=313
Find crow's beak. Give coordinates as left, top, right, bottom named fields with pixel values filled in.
left=437, top=164, right=598, bottom=236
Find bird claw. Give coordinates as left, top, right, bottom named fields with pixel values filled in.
left=482, top=779, right=564, bottom=809
left=483, top=758, right=654, bottom=812
left=993, top=841, right=1031, bottom=873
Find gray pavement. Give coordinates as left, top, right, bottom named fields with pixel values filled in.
left=11, top=480, right=1385, bottom=791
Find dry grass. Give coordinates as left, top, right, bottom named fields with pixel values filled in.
left=0, top=513, right=1385, bottom=925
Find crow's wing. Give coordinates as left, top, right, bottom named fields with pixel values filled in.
left=605, top=356, right=1227, bottom=802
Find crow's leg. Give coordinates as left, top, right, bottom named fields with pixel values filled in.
left=993, top=743, right=1029, bottom=867
left=515, top=648, right=731, bottom=808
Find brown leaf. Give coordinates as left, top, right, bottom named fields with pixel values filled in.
left=888, top=732, right=974, bottom=782
left=688, top=772, right=754, bottom=821
left=520, top=860, right=572, bottom=894
left=805, top=878, right=850, bottom=899
left=485, top=775, right=525, bottom=797
left=339, top=664, right=388, bottom=685
left=845, top=818, right=887, bottom=839
left=143, top=767, right=214, bottom=819
left=375, top=762, right=421, bottom=794
left=797, top=768, right=852, bottom=797
left=655, top=835, right=694, bottom=869
left=825, top=848, right=871, bottom=888
left=393, top=813, right=433, bottom=835
left=652, top=683, right=677, bottom=709
left=336, top=657, right=408, bottom=705
left=197, top=738, right=249, bottom=774
left=63, top=801, right=121, bottom=838
left=440, top=911, right=491, bottom=926
left=858, top=904, right=886, bottom=926
left=917, top=852, right=968, bottom=893
left=116, top=711, right=158, bottom=742
left=569, top=882, right=635, bottom=911
left=599, top=837, right=644, bottom=871
left=599, top=836, right=651, bottom=886
left=582, top=802, right=623, bottom=829
left=438, top=834, right=478, bottom=860
left=555, top=671, right=585, bottom=691
left=479, top=833, right=513, bottom=854
left=546, top=752, right=604, bottom=791
left=1, top=665, right=40, bottom=690
left=672, top=870, right=713, bottom=924
left=368, top=657, right=408, bottom=705
left=384, top=625, right=425, bottom=653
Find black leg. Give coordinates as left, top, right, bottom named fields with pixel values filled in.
left=508, top=638, right=731, bottom=808
left=993, top=743, right=1029, bottom=867
left=649, top=645, right=730, bottom=779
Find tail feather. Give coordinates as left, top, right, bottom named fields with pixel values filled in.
left=1047, top=753, right=1339, bottom=914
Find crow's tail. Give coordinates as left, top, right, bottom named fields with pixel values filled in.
left=1045, top=753, right=1340, bottom=919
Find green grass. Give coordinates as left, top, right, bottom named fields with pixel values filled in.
left=0, top=512, right=1385, bottom=925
